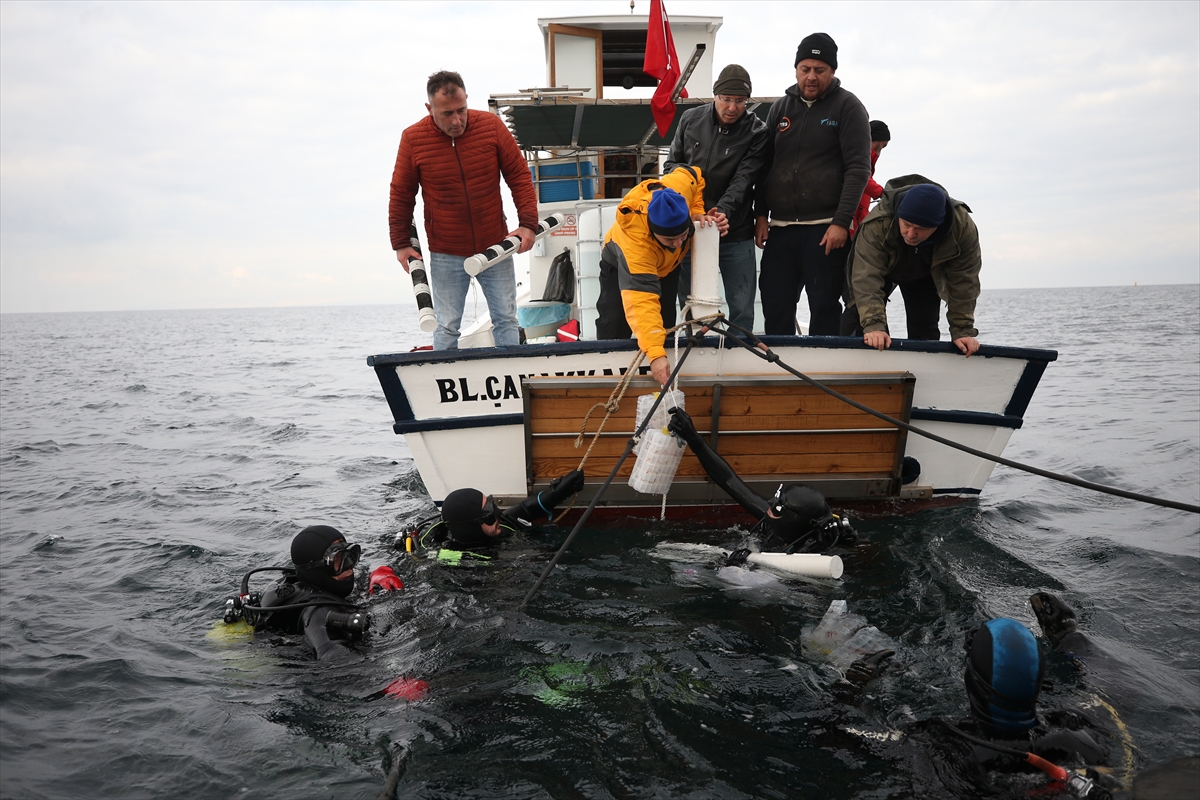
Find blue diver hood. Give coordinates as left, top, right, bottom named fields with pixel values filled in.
left=964, top=618, right=1044, bottom=733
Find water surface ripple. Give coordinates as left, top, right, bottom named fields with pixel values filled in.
left=1, top=286, right=1197, bottom=799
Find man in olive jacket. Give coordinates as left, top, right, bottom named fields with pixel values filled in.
left=665, top=64, right=769, bottom=331
left=841, top=176, right=982, bottom=357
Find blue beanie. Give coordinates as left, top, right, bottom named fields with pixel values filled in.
left=897, top=184, right=947, bottom=228
left=964, top=618, right=1044, bottom=732
left=648, top=188, right=691, bottom=237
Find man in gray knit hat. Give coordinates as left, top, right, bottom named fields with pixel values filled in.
left=664, top=64, right=769, bottom=331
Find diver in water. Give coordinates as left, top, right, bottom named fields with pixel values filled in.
left=665, top=407, right=856, bottom=553
left=842, top=595, right=1121, bottom=799
left=417, top=470, right=586, bottom=562
left=230, top=524, right=404, bottom=661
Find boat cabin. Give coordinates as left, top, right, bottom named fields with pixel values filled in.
left=486, top=13, right=777, bottom=344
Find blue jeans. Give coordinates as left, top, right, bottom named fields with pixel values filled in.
left=428, top=252, right=520, bottom=349
left=675, top=237, right=757, bottom=331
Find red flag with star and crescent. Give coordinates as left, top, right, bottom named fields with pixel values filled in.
left=643, top=0, right=688, bottom=138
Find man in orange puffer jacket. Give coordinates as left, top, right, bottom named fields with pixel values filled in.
left=389, top=71, right=539, bottom=349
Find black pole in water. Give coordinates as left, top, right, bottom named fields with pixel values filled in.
left=521, top=342, right=698, bottom=609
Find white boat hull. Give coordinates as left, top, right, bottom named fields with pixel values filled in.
left=368, top=336, right=1055, bottom=509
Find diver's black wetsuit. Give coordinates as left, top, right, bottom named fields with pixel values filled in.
left=666, top=408, right=852, bottom=552
left=420, top=471, right=585, bottom=555
left=252, top=573, right=366, bottom=661
left=240, top=525, right=372, bottom=662
left=836, top=597, right=1120, bottom=799
left=893, top=711, right=1112, bottom=799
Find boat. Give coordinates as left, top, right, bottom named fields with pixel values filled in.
left=368, top=14, right=1057, bottom=516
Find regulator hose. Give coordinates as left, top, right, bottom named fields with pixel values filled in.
left=939, top=720, right=1112, bottom=799
left=711, top=320, right=1199, bottom=515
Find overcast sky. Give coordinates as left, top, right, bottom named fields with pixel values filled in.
left=1, top=0, right=1197, bottom=314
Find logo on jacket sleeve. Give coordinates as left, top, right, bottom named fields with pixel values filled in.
left=777, top=116, right=791, bottom=132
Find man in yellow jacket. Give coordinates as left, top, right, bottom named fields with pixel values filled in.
left=595, top=166, right=721, bottom=385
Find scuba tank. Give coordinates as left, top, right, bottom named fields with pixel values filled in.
left=222, top=567, right=369, bottom=637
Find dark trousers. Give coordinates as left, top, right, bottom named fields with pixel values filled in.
left=595, top=259, right=680, bottom=340
left=840, top=274, right=942, bottom=340
left=759, top=225, right=848, bottom=335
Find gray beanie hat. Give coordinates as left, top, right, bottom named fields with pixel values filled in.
left=713, top=64, right=752, bottom=97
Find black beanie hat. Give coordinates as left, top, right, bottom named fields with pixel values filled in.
left=291, top=524, right=355, bottom=599
left=897, top=184, right=947, bottom=228
left=869, top=120, right=891, bottom=142
left=795, top=33, right=837, bottom=69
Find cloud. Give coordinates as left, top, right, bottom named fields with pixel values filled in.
left=1, top=0, right=1197, bottom=313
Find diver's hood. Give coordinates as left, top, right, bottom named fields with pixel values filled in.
left=441, top=488, right=489, bottom=546
left=964, top=618, right=1044, bottom=733
left=766, top=485, right=833, bottom=543
left=290, top=525, right=355, bottom=599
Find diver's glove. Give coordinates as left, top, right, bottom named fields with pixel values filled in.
left=368, top=566, right=404, bottom=594
left=1029, top=591, right=1079, bottom=647
left=540, top=465, right=585, bottom=510
left=666, top=407, right=700, bottom=444
left=844, top=649, right=895, bottom=686
left=541, top=469, right=585, bottom=508
left=382, top=676, right=429, bottom=702
left=724, top=548, right=751, bottom=567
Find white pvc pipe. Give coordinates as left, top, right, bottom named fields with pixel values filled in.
left=687, top=222, right=722, bottom=319
left=464, top=213, right=567, bottom=276
left=746, top=552, right=844, bottom=580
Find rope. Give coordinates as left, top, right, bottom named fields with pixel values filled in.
left=709, top=319, right=1200, bottom=515
left=558, top=313, right=723, bottom=524
left=572, top=348, right=645, bottom=463
left=521, top=339, right=699, bottom=608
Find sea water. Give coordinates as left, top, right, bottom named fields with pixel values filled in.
left=1, top=285, right=1197, bottom=799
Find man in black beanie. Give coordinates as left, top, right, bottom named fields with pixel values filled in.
left=754, top=32, right=871, bottom=336
left=665, top=63, right=770, bottom=332
left=841, top=175, right=982, bottom=356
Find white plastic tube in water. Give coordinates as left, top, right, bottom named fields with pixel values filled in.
left=628, top=427, right=685, bottom=495
left=687, top=222, right=722, bottom=319
left=464, top=214, right=566, bottom=276
left=746, top=551, right=844, bottom=579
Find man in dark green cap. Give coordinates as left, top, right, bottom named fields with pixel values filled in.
left=664, top=63, right=769, bottom=332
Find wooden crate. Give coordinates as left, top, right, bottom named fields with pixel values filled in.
left=523, top=373, right=916, bottom=501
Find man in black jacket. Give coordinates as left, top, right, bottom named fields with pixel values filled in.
left=754, top=33, right=871, bottom=336
left=665, top=64, right=769, bottom=332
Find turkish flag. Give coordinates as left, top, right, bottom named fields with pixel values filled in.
left=644, top=0, right=688, bottom=138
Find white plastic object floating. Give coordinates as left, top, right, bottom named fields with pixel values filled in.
left=828, top=626, right=894, bottom=671
left=804, top=599, right=865, bottom=655
left=464, top=213, right=566, bottom=276
left=632, top=390, right=685, bottom=455
left=408, top=258, right=437, bottom=332
left=628, top=427, right=685, bottom=495
left=746, top=551, right=844, bottom=580
left=687, top=222, right=722, bottom=319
